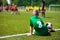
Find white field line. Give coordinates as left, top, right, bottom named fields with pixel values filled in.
left=55, top=29, right=60, bottom=31
left=0, top=33, right=29, bottom=39
left=0, top=29, right=60, bottom=39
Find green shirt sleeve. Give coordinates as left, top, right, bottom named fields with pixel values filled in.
left=30, top=18, right=33, bottom=27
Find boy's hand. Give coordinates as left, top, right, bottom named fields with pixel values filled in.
left=27, top=33, right=32, bottom=36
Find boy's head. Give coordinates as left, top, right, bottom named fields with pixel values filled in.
left=12, top=3, right=15, bottom=6
left=33, top=10, right=39, bottom=16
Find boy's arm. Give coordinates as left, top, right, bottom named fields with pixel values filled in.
left=28, top=17, right=33, bottom=36
left=27, top=26, right=33, bottom=36
left=30, top=26, right=33, bottom=35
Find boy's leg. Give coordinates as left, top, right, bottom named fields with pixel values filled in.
left=11, top=11, right=14, bottom=15
left=16, top=9, right=20, bottom=14
left=42, top=12, right=45, bottom=18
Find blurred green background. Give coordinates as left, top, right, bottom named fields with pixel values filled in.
left=0, top=0, right=60, bottom=6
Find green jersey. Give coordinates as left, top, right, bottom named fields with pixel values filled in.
left=30, top=16, right=48, bottom=36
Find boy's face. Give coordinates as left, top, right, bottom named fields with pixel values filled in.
left=12, top=4, right=14, bottom=6
left=33, top=10, right=36, bottom=15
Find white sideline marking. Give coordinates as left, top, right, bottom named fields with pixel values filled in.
left=0, top=29, right=60, bottom=39
left=55, top=29, right=60, bottom=31
left=0, top=33, right=29, bottom=39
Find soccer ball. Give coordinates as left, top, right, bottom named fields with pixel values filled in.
left=46, top=22, right=55, bottom=32
left=46, top=22, right=52, bottom=29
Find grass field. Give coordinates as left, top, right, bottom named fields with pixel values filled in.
left=0, top=11, right=60, bottom=40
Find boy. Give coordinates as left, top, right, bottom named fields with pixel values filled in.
left=28, top=10, right=55, bottom=36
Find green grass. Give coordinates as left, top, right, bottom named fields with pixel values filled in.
left=0, top=11, right=60, bottom=40
left=0, top=11, right=31, bottom=36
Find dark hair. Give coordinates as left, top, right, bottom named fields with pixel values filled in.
left=35, top=10, right=39, bottom=16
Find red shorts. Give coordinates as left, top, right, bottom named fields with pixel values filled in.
left=11, top=9, right=18, bottom=11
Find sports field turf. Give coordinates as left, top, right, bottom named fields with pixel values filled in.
left=0, top=11, right=60, bottom=40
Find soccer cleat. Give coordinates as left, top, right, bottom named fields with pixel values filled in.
left=51, top=30, right=55, bottom=32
